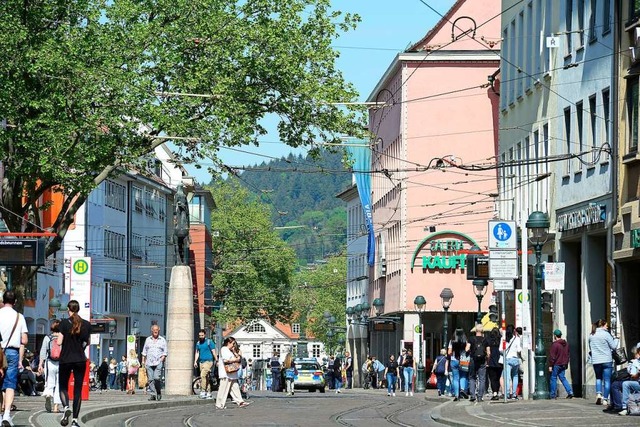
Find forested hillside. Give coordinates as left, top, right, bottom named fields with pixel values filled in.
left=236, top=150, right=351, bottom=265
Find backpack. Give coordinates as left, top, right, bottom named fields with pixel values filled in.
left=472, top=338, right=486, bottom=360
left=628, top=392, right=640, bottom=416
left=434, top=356, right=446, bottom=375
left=285, top=368, right=296, bottom=379
left=48, top=334, right=62, bottom=361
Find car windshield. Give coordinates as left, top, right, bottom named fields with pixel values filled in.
left=295, top=363, right=319, bottom=371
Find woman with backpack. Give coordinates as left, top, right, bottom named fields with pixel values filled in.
left=38, top=320, right=62, bottom=413
left=448, top=328, right=470, bottom=401
left=431, top=348, right=448, bottom=396
left=487, top=327, right=504, bottom=400
left=57, top=300, right=91, bottom=427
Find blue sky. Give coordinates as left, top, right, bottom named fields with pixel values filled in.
left=188, top=0, right=455, bottom=182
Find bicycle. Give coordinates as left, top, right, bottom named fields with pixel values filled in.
left=192, top=367, right=219, bottom=395
left=362, top=371, right=374, bottom=390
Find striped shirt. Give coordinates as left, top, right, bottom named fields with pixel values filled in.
left=588, top=328, right=616, bottom=365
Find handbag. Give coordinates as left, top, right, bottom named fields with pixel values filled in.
left=459, top=353, right=470, bottom=372
left=427, top=372, right=437, bottom=388
left=138, top=366, right=148, bottom=388
left=224, top=361, right=241, bottom=374
left=612, top=368, right=631, bottom=382
left=1, top=313, right=20, bottom=370
left=612, top=347, right=628, bottom=366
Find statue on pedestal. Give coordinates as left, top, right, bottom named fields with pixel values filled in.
left=173, top=184, right=191, bottom=265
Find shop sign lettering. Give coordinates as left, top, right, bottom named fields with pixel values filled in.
left=557, top=205, right=606, bottom=232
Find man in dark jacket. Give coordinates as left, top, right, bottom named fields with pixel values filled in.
left=548, top=329, right=573, bottom=399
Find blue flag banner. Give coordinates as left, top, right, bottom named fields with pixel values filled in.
left=346, top=139, right=375, bottom=266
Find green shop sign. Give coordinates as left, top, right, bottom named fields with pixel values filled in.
left=632, top=229, right=640, bottom=249
left=410, top=231, right=478, bottom=273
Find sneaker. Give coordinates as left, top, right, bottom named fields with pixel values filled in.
left=470, top=397, right=476, bottom=402
left=238, top=401, right=252, bottom=407
left=387, top=392, right=391, bottom=396
left=392, top=392, right=396, bottom=397
left=405, top=392, right=409, bottom=397
left=215, top=405, right=226, bottom=410
left=619, top=409, right=628, bottom=416
left=45, top=395, right=53, bottom=412
left=596, top=393, right=603, bottom=405
left=156, top=394, right=162, bottom=401
left=60, top=407, right=72, bottom=426
left=206, top=394, right=214, bottom=400
left=71, top=421, right=80, bottom=427
left=148, top=395, right=156, bottom=401
left=199, top=392, right=206, bottom=399
left=602, top=399, right=608, bottom=407
left=410, top=391, right=413, bottom=397
left=1, top=415, right=14, bottom=427
left=566, top=394, right=573, bottom=399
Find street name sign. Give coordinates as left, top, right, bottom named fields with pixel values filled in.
left=493, top=279, right=515, bottom=291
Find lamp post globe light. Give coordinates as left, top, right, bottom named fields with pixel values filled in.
left=372, top=298, right=384, bottom=316
left=413, top=295, right=427, bottom=392
left=49, top=297, right=62, bottom=320
left=526, top=211, right=551, bottom=400
left=472, top=279, right=488, bottom=324
left=439, top=288, right=454, bottom=347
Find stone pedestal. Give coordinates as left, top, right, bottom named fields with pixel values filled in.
left=165, top=265, right=194, bottom=395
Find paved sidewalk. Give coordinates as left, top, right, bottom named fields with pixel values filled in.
left=10, top=390, right=209, bottom=427
left=426, top=391, right=640, bottom=427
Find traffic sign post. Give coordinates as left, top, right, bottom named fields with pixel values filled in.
left=488, top=220, right=517, bottom=250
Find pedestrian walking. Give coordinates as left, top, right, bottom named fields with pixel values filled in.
left=372, top=356, right=384, bottom=389
left=448, top=328, right=470, bottom=401
left=126, top=350, right=140, bottom=394
left=589, top=319, right=617, bottom=406
left=384, top=354, right=399, bottom=396
left=486, top=327, right=503, bottom=400
left=57, top=300, right=91, bottom=427
left=468, top=324, right=489, bottom=402
left=431, top=349, right=448, bottom=397
left=283, top=353, right=297, bottom=396
left=141, top=324, right=167, bottom=401
left=97, top=358, right=108, bottom=392
left=333, top=355, right=343, bottom=393
left=118, top=356, right=127, bottom=391
left=215, top=338, right=251, bottom=409
left=402, top=349, right=415, bottom=396
left=269, top=352, right=282, bottom=392
left=0, top=290, right=29, bottom=427
left=502, top=324, right=522, bottom=400
left=193, top=329, right=217, bottom=399
left=344, top=352, right=353, bottom=389
left=397, top=349, right=405, bottom=392
left=38, top=320, right=62, bottom=414
left=548, top=329, right=574, bottom=399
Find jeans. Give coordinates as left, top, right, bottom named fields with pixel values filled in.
left=285, top=378, right=295, bottom=394
left=146, top=362, right=163, bottom=396
left=450, top=359, right=460, bottom=397
left=622, top=380, right=640, bottom=409
left=334, top=376, right=342, bottom=391
left=403, top=367, right=414, bottom=392
left=505, top=358, right=520, bottom=396
left=469, top=363, right=487, bottom=400
left=436, top=373, right=447, bottom=395
left=610, top=380, right=624, bottom=409
left=386, top=373, right=397, bottom=394
left=549, top=365, right=573, bottom=398
left=108, top=372, right=116, bottom=389
left=593, top=362, right=613, bottom=399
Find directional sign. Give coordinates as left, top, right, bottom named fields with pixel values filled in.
left=489, top=258, right=518, bottom=279
left=493, top=279, right=515, bottom=291
left=488, top=220, right=517, bottom=249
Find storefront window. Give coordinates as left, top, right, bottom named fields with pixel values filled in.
left=628, top=79, right=639, bottom=153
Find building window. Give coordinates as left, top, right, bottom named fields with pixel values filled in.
left=311, top=344, right=321, bottom=358
left=245, top=323, right=266, bottom=333
left=630, top=0, right=640, bottom=22
left=292, top=324, right=300, bottom=334
left=145, top=189, right=157, bottom=218
left=589, top=95, right=597, bottom=161
left=588, top=0, right=597, bottom=42
left=272, top=344, right=281, bottom=355
left=252, top=344, right=261, bottom=359
left=628, top=79, right=639, bottom=153
left=603, top=88, right=611, bottom=160
left=566, top=0, right=573, bottom=53
left=132, top=186, right=144, bottom=214
left=105, top=180, right=126, bottom=211
left=131, top=233, right=144, bottom=259
left=564, top=107, right=572, bottom=174
left=25, top=275, right=37, bottom=301
left=576, top=101, right=584, bottom=171
left=104, top=230, right=126, bottom=260
left=158, top=195, right=166, bottom=222
left=577, top=0, right=585, bottom=47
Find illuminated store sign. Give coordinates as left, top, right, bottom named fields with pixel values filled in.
left=410, top=231, right=478, bottom=272
left=557, top=204, right=606, bottom=232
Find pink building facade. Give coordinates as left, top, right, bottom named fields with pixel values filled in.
left=366, top=0, right=500, bottom=363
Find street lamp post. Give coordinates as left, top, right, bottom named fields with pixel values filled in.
left=49, top=297, right=62, bottom=320
left=439, top=288, right=454, bottom=347
left=414, top=295, right=426, bottom=392
left=526, top=211, right=551, bottom=400
left=472, top=279, right=488, bottom=324
left=108, top=319, right=117, bottom=356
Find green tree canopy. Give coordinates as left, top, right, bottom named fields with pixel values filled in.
left=0, top=0, right=362, bottom=303
left=208, top=178, right=298, bottom=324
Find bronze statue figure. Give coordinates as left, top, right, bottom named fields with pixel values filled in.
left=173, top=183, right=191, bottom=265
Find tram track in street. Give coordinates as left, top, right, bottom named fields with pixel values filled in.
left=332, top=397, right=430, bottom=427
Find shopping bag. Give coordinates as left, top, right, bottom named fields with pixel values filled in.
left=427, top=372, right=437, bottom=388
left=138, top=366, right=148, bottom=388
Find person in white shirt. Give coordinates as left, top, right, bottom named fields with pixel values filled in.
left=502, top=324, right=523, bottom=400
left=215, top=337, right=251, bottom=409
left=0, top=290, right=29, bottom=427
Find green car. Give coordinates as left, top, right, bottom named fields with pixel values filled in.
left=293, top=358, right=326, bottom=393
